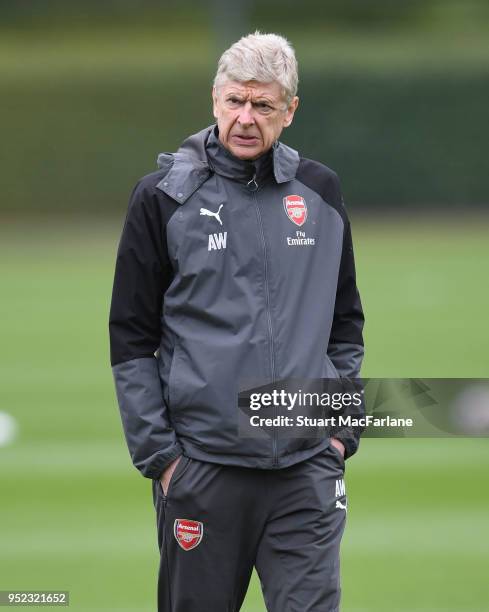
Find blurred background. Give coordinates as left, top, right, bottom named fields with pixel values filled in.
left=1, top=1, right=488, bottom=610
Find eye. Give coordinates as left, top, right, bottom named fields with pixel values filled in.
left=226, top=97, right=242, bottom=107
left=255, top=102, right=273, bottom=114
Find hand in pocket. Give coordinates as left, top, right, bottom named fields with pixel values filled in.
left=160, top=455, right=182, bottom=496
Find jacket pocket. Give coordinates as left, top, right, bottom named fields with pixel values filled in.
left=323, top=354, right=340, bottom=379
left=167, top=343, right=181, bottom=411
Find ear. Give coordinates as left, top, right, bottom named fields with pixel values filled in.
left=283, top=96, right=299, bottom=128
left=212, top=86, right=219, bottom=120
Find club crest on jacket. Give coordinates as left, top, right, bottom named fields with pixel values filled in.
left=283, top=195, right=307, bottom=226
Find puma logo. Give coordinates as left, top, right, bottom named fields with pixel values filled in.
left=200, top=204, right=223, bottom=226
left=335, top=500, right=347, bottom=511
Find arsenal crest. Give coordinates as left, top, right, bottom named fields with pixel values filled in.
left=283, top=195, right=307, bottom=227
left=174, top=519, right=203, bottom=551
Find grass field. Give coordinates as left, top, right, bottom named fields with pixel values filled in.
left=0, top=217, right=488, bottom=611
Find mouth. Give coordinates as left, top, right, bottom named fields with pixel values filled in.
left=231, top=134, right=260, bottom=146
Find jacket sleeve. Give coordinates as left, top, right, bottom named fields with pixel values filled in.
left=109, top=178, right=182, bottom=479
left=327, top=179, right=365, bottom=458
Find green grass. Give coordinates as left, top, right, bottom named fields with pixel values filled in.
left=0, top=217, right=488, bottom=611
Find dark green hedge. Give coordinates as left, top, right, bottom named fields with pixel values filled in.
left=2, top=69, right=487, bottom=213
left=291, top=70, right=488, bottom=208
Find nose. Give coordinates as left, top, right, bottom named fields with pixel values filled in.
left=237, top=101, right=255, bottom=126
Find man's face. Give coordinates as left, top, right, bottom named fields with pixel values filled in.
left=212, top=80, right=299, bottom=160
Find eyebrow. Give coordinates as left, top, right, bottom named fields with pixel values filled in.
left=225, top=92, right=277, bottom=104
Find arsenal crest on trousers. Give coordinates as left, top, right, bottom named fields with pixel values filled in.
left=174, top=519, right=204, bottom=551
left=283, top=194, right=307, bottom=227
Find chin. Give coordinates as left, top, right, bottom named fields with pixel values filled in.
left=230, top=149, right=257, bottom=160
left=236, top=153, right=258, bottom=160
left=231, top=146, right=262, bottom=161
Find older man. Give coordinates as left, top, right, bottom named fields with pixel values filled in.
left=109, top=32, right=364, bottom=612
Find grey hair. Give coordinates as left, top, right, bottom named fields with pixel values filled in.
left=213, top=31, right=298, bottom=106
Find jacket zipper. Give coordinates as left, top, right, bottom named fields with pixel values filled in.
left=248, top=174, right=278, bottom=467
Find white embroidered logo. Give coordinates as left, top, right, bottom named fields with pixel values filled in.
left=335, top=478, right=346, bottom=497
left=208, top=232, right=227, bottom=251
left=335, top=500, right=347, bottom=511
left=200, top=204, right=223, bottom=226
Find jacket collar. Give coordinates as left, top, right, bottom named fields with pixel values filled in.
left=156, top=124, right=299, bottom=204
left=205, top=127, right=274, bottom=185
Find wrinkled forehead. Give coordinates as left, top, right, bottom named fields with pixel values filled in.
left=216, top=79, right=285, bottom=102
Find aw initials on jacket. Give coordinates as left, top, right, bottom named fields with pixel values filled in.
left=207, top=231, right=227, bottom=251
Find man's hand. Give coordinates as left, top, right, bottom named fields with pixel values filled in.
left=330, top=437, right=345, bottom=458
left=159, top=455, right=182, bottom=496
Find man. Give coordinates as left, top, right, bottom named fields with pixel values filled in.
left=109, top=32, right=364, bottom=612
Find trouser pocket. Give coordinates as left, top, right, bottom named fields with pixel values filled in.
left=328, top=442, right=346, bottom=471
left=155, top=456, right=191, bottom=504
